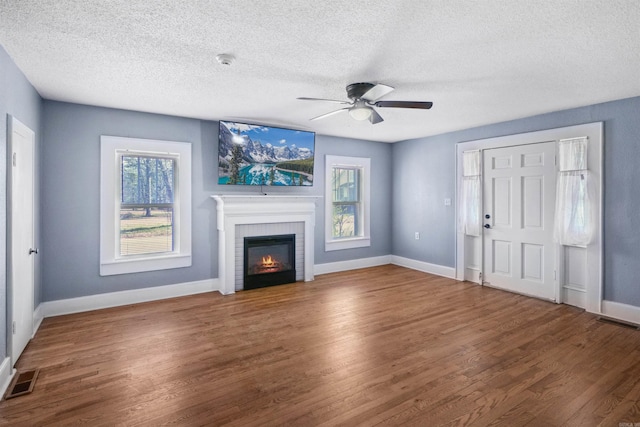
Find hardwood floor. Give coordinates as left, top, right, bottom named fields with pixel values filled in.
left=2, top=265, right=640, bottom=426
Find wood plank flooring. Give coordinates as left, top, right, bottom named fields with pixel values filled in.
left=2, top=265, right=640, bottom=426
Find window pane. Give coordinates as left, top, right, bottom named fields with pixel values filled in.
left=332, top=167, right=359, bottom=202
left=332, top=204, right=357, bottom=238
left=120, top=207, right=173, bottom=256
left=121, top=156, right=174, bottom=204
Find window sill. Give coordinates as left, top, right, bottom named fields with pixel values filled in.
left=100, top=253, right=192, bottom=276
left=325, top=237, right=371, bottom=252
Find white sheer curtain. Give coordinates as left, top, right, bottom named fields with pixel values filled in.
left=554, top=137, right=594, bottom=246
left=460, top=150, right=481, bottom=236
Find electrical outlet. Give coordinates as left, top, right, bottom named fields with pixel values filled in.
left=444, top=198, right=451, bottom=206
left=415, top=232, right=420, bottom=240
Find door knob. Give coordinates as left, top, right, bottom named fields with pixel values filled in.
left=484, top=224, right=491, bottom=229
left=28, top=248, right=38, bottom=255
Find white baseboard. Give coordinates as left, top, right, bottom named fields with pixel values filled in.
left=601, top=300, right=640, bottom=326
left=313, top=255, right=456, bottom=279
left=314, top=255, right=392, bottom=275
left=464, top=267, right=481, bottom=284
left=390, top=255, right=456, bottom=279
left=41, top=278, right=220, bottom=318
left=33, top=303, right=44, bottom=337
left=0, top=357, right=14, bottom=399
left=562, top=286, right=586, bottom=309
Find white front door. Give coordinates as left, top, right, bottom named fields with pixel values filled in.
left=482, top=141, right=557, bottom=301
left=9, top=116, right=36, bottom=365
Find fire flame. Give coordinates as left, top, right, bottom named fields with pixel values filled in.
left=261, top=255, right=275, bottom=267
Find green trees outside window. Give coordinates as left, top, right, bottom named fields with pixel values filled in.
left=120, top=155, right=175, bottom=256
left=332, top=167, right=360, bottom=238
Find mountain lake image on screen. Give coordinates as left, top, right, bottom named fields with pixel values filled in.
left=218, top=120, right=315, bottom=186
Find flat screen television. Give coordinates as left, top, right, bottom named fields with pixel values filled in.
left=218, top=120, right=315, bottom=186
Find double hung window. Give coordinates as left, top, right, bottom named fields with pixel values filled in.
left=120, top=155, right=175, bottom=256
left=331, top=167, right=361, bottom=238
left=100, top=136, right=192, bottom=275
left=325, top=155, right=370, bottom=251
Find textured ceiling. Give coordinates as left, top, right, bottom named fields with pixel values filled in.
left=1, top=1, right=639, bottom=143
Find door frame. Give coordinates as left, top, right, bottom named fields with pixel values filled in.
left=455, top=122, right=603, bottom=314
left=7, top=115, right=36, bottom=366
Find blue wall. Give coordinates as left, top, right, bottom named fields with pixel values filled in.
left=0, top=46, right=43, bottom=359
left=40, top=101, right=393, bottom=301
left=391, top=136, right=456, bottom=266
left=42, top=102, right=214, bottom=300
left=313, top=137, right=393, bottom=264
left=392, top=96, right=640, bottom=307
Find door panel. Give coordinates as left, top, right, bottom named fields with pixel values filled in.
left=10, top=116, right=35, bottom=365
left=522, top=243, right=543, bottom=281
left=493, top=177, right=512, bottom=227
left=492, top=240, right=512, bottom=275
left=483, top=142, right=557, bottom=301
left=522, top=177, right=543, bottom=228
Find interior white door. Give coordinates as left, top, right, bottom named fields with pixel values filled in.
left=9, top=116, right=36, bottom=365
left=482, top=141, right=557, bottom=301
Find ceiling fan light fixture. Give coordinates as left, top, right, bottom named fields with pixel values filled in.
left=349, top=105, right=372, bottom=121
left=299, top=82, right=432, bottom=124
left=215, top=53, right=235, bottom=66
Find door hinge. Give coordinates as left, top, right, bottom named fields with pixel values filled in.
left=554, top=270, right=557, bottom=280
left=12, top=152, right=17, bottom=167
left=12, top=321, right=16, bottom=334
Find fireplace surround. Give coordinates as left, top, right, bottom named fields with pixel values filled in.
left=212, top=195, right=320, bottom=294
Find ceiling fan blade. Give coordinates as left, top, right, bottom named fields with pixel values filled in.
left=369, top=108, right=384, bottom=124
left=361, top=83, right=395, bottom=101
left=374, top=100, right=433, bottom=109
left=297, top=97, right=351, bottom=104
left=310, top=108, right=350, bottom=121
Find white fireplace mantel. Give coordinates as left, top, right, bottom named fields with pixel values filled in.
left=212, top=195, right=321, bottom=294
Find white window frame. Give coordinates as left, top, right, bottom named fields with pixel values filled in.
left=100, top=135, right=192, bottom=275
left=325, top=155, right=371, bottom=251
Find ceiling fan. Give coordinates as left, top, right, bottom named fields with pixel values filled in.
left=297, top=82, right=433, bottom=124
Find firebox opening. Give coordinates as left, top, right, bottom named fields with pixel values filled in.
left=244, top=234, right=296, bottom=290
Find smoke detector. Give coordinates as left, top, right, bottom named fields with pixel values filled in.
left=216, top=54, right=235, bottom=66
